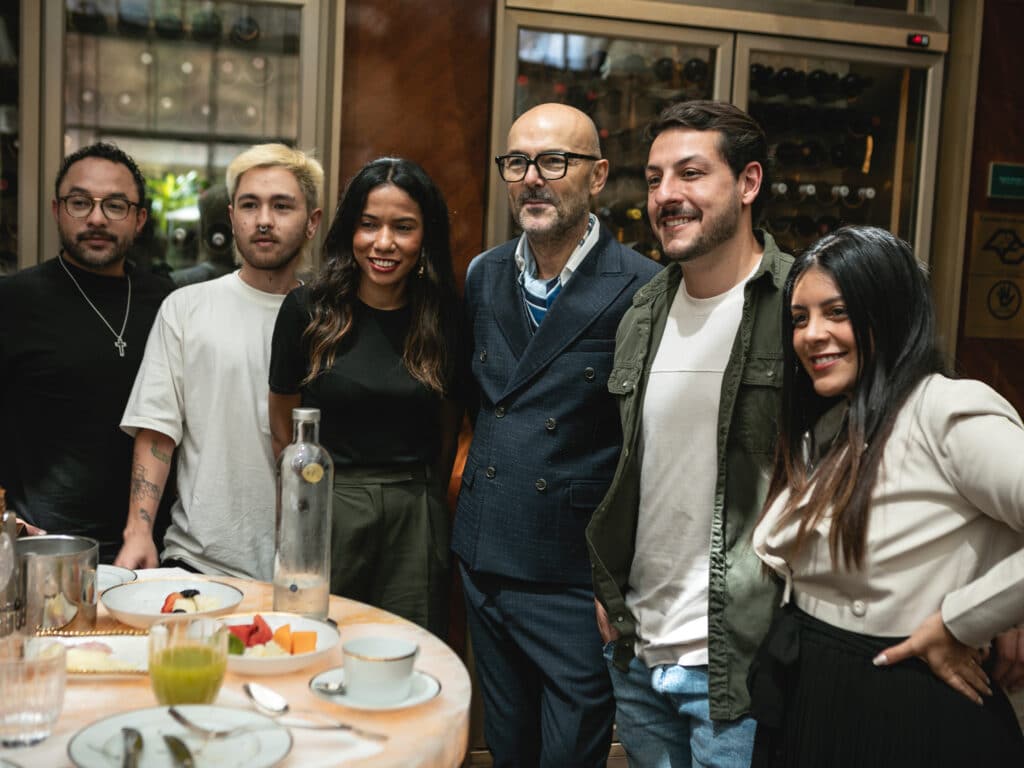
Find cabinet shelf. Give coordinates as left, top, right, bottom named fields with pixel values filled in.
left=64, top=123, right=295, bottom=147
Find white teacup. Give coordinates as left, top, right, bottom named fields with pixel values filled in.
left=342, top=636, right=419, bottom=705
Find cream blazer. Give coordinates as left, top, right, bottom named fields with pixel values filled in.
left=754, top=374, right=1024, bottom=647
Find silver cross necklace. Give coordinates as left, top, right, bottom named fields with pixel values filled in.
left=58, top=253, right=132, bottom=357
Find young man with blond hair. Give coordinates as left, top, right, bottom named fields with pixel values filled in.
left=115, top=144, right=323, bottom=578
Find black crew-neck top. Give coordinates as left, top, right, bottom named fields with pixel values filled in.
left=269, top=286, right=461, bottom=468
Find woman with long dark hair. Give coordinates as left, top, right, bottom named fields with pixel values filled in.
left=749, top=225, right=1024, bottom=766
left=269, top=157, right=463, bottom=636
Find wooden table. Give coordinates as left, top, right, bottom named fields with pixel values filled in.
left=5, top=571, right=471, bottom=767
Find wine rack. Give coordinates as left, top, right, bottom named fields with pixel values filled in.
left=742, top=40, right=935, bottom=256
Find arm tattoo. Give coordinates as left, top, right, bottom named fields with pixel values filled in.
left=130, top=463, right=162, bottom=503
left=150, top=439, right=172, bottom=464
left=137, top=509, right=154, bottom=527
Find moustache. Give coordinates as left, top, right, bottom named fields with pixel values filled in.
left=77, top=231, right=116, bottom=242
left=517, top=191, right=557, bottom=207
left=658, top=205, right=700, bottom=223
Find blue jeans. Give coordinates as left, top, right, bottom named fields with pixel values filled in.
left=604, top=644, right=755, bottom=768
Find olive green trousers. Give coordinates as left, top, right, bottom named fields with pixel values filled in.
left=330, top=465, right=450, bottom=638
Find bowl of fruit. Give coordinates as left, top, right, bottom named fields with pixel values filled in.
left=100, top=578, right=244, bottom=629
left=223, top=611, right=340, bottom=676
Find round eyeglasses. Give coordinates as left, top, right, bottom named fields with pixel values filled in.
left=59, top=195, right=140, bottom=221
left=494, top=151, right=600, bottom=182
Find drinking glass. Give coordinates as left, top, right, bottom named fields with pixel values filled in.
left=149, top=616, right=228, bottom=705
left=0, top=635, right=66, bottom=747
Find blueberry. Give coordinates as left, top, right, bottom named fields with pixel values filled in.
left=180, top=589, right=200, bottom=598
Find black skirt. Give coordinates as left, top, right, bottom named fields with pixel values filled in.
left=749, top=606, right=1024, bottom=768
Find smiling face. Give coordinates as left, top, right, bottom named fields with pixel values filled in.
left=229, top=165, right=321, bottom=273
left=352, top=183, right=424, bottom=308
left=790, top=266, right=860, bottom=398
left=504, top=104, right=608, bottom=247
left=645, top=128, right=752, bottom=264
left=52, top=157, right=147, bottom=276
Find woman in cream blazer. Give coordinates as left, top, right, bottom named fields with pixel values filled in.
left=749, top=226, right=1024, bottom=767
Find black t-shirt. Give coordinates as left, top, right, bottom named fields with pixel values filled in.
left=270, top=286, right=461, bottom=468
left=0, top=257, right=173, bottom=560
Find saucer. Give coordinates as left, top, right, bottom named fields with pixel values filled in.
left=309, top=667, right=441, bottom=711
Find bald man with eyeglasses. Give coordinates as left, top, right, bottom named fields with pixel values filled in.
left=453, top=103, right=661, bottom=767
left=0, top=142, right=173, bottom=562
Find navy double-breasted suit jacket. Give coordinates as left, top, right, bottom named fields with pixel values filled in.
left=453, top=227, right=661, bottom=586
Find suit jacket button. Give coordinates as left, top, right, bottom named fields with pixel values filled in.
left=495, top=406, right=506, bottom=418
left=535, top=478, right=547, bottom=491
left=584, top=367, right=596, bottom=381
left=479, top=349, right=487, bottom=362
left=485, top=466, right=496, bottom=479
left=545, top=417, right=556, bottom=431
left=851, top=600, right=867, bottom=617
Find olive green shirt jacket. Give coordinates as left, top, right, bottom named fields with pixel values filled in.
left=587, top=231, right=792, bottom=721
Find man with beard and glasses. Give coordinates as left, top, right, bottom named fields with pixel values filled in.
left=454, top=103, right=660, bottom=767
left=0, top=143, right=172, bottom=562
left=587, top=101, right=792, bottom=766
left=115, top=144, right=323, bottom=578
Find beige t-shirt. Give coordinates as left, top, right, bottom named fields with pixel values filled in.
left=121, top=272, right=284, bottom=580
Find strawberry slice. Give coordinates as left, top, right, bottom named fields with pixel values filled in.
left=250, top=614, right=273, bottom=646
left=160, top=592, right=182, bottom=614
left=228, top=624, right=255, bottom=645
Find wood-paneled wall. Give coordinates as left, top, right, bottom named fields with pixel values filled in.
left=339, top=0, right=496, bottom=291
left=956, top=0, right=1024, bottom=413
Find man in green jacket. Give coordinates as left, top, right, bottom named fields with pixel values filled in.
left=587, top=100, right=792, bottom=766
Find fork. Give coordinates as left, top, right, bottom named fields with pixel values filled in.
left=167, top=706, right=388, bottom=742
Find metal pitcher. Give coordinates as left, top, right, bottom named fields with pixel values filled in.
left=6, top=536, right=99, bottom=634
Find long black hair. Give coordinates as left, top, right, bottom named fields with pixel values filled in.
left=303, top=157, right=458, bottom=394
left=766, top=225, right=946, bottom=568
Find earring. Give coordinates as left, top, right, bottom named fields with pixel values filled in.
left=417, top=252, right=425, bottom=278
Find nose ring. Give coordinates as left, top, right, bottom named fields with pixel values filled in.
left=258, top=224, right=269, bottom=234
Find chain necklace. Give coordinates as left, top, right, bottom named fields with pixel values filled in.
left=58, top=253, right=132, bottom=357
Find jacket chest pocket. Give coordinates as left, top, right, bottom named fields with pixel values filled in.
left=730, top=355, right=782, bottom=455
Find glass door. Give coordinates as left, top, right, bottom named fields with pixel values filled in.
left=37, top=0, right=341, bottom=273
left=0, top=4, right=19, bottom=276
left=734, top=34, right=943, bottom=261
left=487, top=10, right=733, bottom=256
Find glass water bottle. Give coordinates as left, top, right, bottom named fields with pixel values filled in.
left=273, top=408, right=332, bottom=619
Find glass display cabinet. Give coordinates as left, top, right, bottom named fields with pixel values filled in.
left=490, top=1, right=948, bottom=262
left=26, top=0, right=342, bottom=272
left=734, top=34, right=943, bottom=260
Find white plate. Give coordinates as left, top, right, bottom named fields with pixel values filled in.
left=101, top=578, right=244, bottom=629
left=221, top=612, right=339, bottom=676
left=59, top=635, right=148, bottom=676
left=97, top=564, right=137, bottom=593
left=309, top=667, right=441, bottom=711
left=67, top=705, right=291, bottom=768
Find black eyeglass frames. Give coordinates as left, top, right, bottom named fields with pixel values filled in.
left=494, top=151, right=601, bottom=182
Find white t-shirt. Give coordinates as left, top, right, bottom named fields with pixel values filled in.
left=121, top=272, right=285, bottom=579
left=628, top=270, right=749, bottom=668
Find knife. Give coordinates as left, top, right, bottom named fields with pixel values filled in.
left=120, top=727, right=142, bottom=768
left=163, top=734, right=196, bottom=768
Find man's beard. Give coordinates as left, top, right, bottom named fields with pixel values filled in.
left=660, top=196, right=742, bottom=264
left=514, top=189, right=589, bottom=244
left=59, top=230, right=131, bottom=271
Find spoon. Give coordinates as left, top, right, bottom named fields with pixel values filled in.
left=242, top=682, right=387, bottom=741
